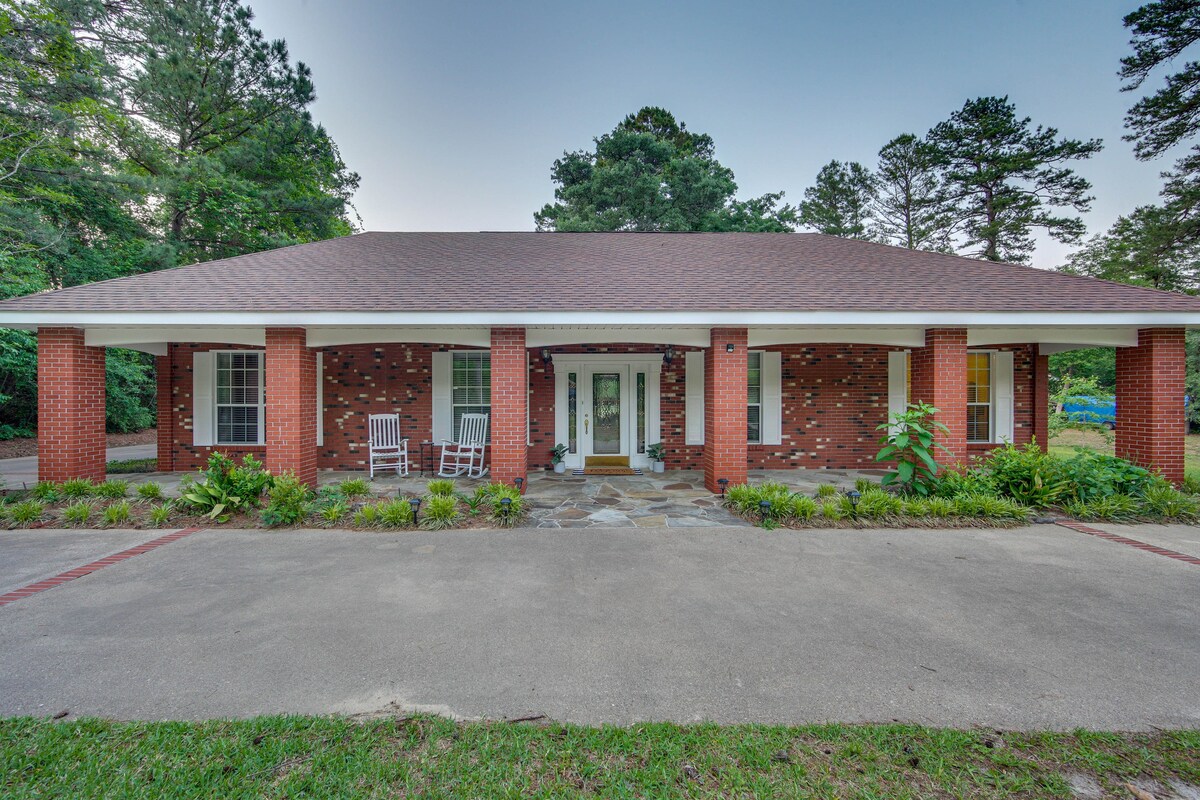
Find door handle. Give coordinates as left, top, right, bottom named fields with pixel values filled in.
left=583, top=414, right=589, bottom=433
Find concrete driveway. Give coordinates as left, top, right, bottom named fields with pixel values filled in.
left=0, top=524, right=1197, bottom=729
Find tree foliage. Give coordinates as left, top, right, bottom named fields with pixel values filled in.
left=0, top=0, right=357, bottom=435
left=535, top=106, right=795, bottom=232
left=926, top=96, right=1102, bottom=262
left=797, top=160, right=876, bottom=239
left=871, top=134, right=957, bottom=251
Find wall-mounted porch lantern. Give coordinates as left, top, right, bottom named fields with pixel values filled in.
left=726, top=343, right=735, bottom=353
left=662, top=345, right=675, bottom=366
left=541, top=348, right=552, bottom=365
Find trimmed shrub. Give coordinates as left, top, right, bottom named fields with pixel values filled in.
left=421, top=494, right=460, bottom=530
left=981, top=443, right=1067, bottom=508
left=338, top=478, right=371, bottom=498
left=136, top=482, right=165, bottom=502
left=427, top=478, right=456, bottom=497
left=101, top=500, right=132, bottom=527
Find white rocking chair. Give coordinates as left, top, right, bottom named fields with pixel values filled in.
left=438, top=412, right=489, bottom=478
left=368, top=413, right=409, bottom=478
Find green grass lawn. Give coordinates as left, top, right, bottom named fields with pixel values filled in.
left=2, top=716, right=1198, bottom=798
left=1049, top=428, right=1200, bottom=484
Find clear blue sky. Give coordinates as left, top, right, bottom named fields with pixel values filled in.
left=249, top=0, right=1173, bottom=268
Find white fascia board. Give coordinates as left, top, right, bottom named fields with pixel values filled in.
left=6, top=309, right=1200, bottom=329
left=749, top=327, right=926, bottom=347
left=85, top=326, right=265, bottom=348
left=969, top=327, right=1139, bottom=348
left=528, top=327, right=710, bottom=347
left=306, top=327, right=490, bottom=348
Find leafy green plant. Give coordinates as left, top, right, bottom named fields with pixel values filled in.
left=791, top=495, right=818, bottom=521
left=1057, top=450, right=1154, bottom=502
left=148, top=503, right=172, bottom=528
left=337, top=478, right=371, bottom=498
left=481, top=483, right=523, bottom=527
left=953, top=494, right=1030, bottom=522
left=181, top=481, right=242, bottom=522
left=353, top=504, right=381, bottom=528
left=815, top=483, right=839, bottom=499
left=1183, top=472, right=1200, bottom=496
left=1061, top=494, right=1141, bottom=522
left=924, top=497, right=957, bottom=518
left=854, top=477, right=876, bottom=494
left=459, top=489, right=486, bottom=515
left=260, top=473, right=314, bottom=527
left=106, top=457, right=157, bottom=474
left=30, top=482, right=60, bottom=502
left=820, top=499, right=847, bottom=521
left=63, top=501, right=94, bottom=526
left=7, top=500, right=44, bottom=526
left=875, top=402, right=951, bottom=496
left=426, top=478, right=455, bottom=497
left=421, top=494, right=460, bottom=530
left=930, top=466, right=995, bottom=499
left=94, top=480, right=130, bottom=499
left=855, top=488, right=904, bottom=519
left=377, top=499, right=415, bottom=528
left=101, top=500, right=132, bottom=527
left=136, top=482, right=165, bottom=502
left=646, top=443, right=666, bottom=462
left=225, top=454, right=274, bottom=505
left=902, top=498, right=932, bottom=517
left=979, top=443, right=1068, bottom=508
left=1141, top=483, right=1200, bottom=520
left=59, top=478, right=95, bottom=499
left=182, top=452, right=273, bottom=521
left=318, top=500, right=349, bottom=526
left=550, top=443, right=569, bottom=465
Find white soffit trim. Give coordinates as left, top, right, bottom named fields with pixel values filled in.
left=85, top=326, right=265, bottom=348
left=748, top=327, right=926, bottom=347
left=527, top=326, right=710, bottom=347
left=968, top=327, right=1139, bottom=348
left=5, top=309, right=1200, bottom=328
left=306, top=327, right=490, bottom=347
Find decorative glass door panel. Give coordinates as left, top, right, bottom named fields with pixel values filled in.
left=591, top=372, right=622, bottom=454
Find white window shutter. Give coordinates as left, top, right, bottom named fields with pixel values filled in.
left=432, top=351, right=452, bottom=442
left=761, top=351, right=782, bottom=446
left=685, top=350, right=704, bottom=445
left=993, top=351, right=1015, bottom=443
left=887, top=350, right=908, bottom=433
left=192, top=351, right=214, bottom=446
left=315, top=351, right=324, bottom=447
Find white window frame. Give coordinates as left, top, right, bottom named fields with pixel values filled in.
left=747, top=350, right=763, bottom=445
left=966, top=350, right=994, bottom=445
left=451, top=350, right=491, bottom=441
left=213, top=350, right=266, bottom=446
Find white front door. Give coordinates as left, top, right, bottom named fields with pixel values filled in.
left=554, top=355, right=661, bottom=470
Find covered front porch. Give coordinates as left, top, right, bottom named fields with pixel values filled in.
left=31, top=322, right=1189, bottom=489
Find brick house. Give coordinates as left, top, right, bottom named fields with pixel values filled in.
left=1, top=232, right=1197, bottom=491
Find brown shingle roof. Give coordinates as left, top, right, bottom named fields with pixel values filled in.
left=3, top=231, right=1200, bottom=313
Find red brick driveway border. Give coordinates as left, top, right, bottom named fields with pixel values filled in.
left=0, top=526, right=205, bottom=607
left=1056, top=520, right=1200, bottom=567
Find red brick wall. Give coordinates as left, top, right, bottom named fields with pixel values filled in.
left=37, top=327, right=107, bottom=483
left=704, top=328, right=749, bottom=491
left=910, top=328, right=968, bottom=466
left=490, top=327, right=528, bottom=486
left=1116, top=328, right=1186, bottom=485
left=165, top=343, right=267, bottom=471
left=264, top=328, right=318, bottom=487
left=1032, top=350, right=1050, bottom=450
left=155, top=352, right=174, bottom=473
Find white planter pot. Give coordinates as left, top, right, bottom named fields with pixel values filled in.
left=651, top=461, right=665, bottom=473
left=553, top=462, right=567, bottom=474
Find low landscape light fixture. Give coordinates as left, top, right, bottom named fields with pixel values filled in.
left=717, top=478, right=729, bottom=497
left=514, top=476, right=524, bottom=493
left=847, top=490, right=861, bottom=516
left=726, top=343, right=735, bottom=353
left=500, top=497, right=512, bottom=516
left=541, top=348, right=552, bottom=365
left=409, top=496, right=421, bottom=524
left=759, top=499, right=771, bottom=521
left=662, top=345, right=675, bottom=366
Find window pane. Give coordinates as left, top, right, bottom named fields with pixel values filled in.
left=967, top=404, right=990, bottom=443
left=568, top=372, right=577, bottom=454
left=636, top=372, right=646, bottom=455
left=747, top=406, right=761, bottom=444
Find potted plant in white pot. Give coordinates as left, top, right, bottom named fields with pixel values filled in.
left=647, top=443, right=666, bottom=473
left=550, top=443, right=569, bottom=473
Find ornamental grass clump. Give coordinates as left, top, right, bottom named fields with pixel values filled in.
left=427, top=479, right=456, bottom=497
left=337, top=478, right=371, bottom=498
left=815, top=483, right=839, bottom=499
left=376, top=499, right=414, bottom=529
left=353, top=504, right=381, bottom=528
left=1060, top=494, right=1142, bottom=522
left=59, top=478, right=94, bottom=499
left=7, top=500, right=44, bottom=526
left=854, top=488, right=904, bottom=520
left=1140, top=483, right=1200, bottom=520
left=480, top=483, right=524, bottom=527
left=136, top=482, right=165, bottom=502
left=63, top=501, right=94, bottom=527
left=421, top=494, right=460, bottom=530
left=30, top=482, right=60, bottom=502
left=94, top=480, right=130, bottom=499
left=101, top=500, right=132, bottom=527
left=317, top=500, right=349, bottom=527
left=820, top=498, right=847, bottom=521
left=148, top=503, right=172, bottom=528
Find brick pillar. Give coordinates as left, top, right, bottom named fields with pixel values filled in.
left=265, top=327, right=318, bottom=487
left=155, top=347, right=175, bottom=473
left=1032, top=348, right=1050, bottom=451
left=490, top=327, right=528, bottom=487
left=1116, top=328, right=1185, bottom=485
left=704, top=327, right=749, bottom=493
left=909, top=328, right=967, bottom=466
left=37, top=327, right=107, bottom=483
